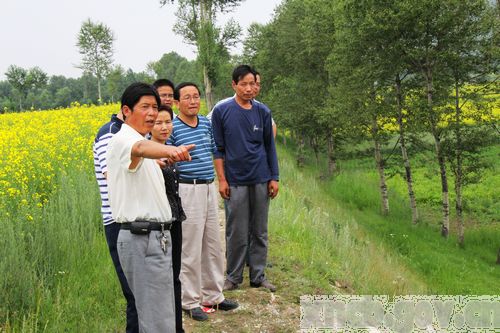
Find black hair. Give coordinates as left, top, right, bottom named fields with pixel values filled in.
left=232, top=65, right=256, bottom=84
left=121, top=82, right=161, bottom=112
left=158, top=104, right=174, bottom=120
left=153, top=78, right=175, bottom=91
left=174, top=82, right=200, bottom=101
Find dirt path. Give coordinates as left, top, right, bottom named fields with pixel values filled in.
left=183, top=198, right=300, bottom=333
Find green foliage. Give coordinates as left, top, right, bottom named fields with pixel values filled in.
left=76, top=19, right=114, bottom=79
left=162, top=0, right=243, bottom=109
left=5, top=65, right=48, bottom=110
left=0, top=51, right=201, bottom=111
left=147, top=51, right=202, bottom=88
left=76, top=19, right=115, bottom=101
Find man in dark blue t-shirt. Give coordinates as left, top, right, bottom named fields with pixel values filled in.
left=212, top=65, right=279, bottom=292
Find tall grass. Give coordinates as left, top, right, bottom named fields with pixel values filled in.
left=266, top=146, right=427, bottom=297
left=1, top=172, right=124, bottom=332
left=301, top=148, right=500, bottom=294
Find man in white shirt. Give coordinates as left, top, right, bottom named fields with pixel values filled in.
left=107, top=82, right=194, bottom=333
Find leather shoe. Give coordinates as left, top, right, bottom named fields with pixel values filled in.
left=204, top=299, right=239, bottom=311
left=250, top=279, right=277, bottom=292
left=183, top=307, right=208, bottom=321
left=223, top=279, right=239, bottom=291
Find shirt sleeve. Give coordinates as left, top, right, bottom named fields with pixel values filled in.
left=113, top=132, right=144, bottom=173
left=167, top=120, right=177, bottom=146
left=94, top=133, right=113, bottom=175
left=211, top=106, right=225, bottom=159
left=208, top=120, right=216, bottom=154
left=262, top=105, right=279, bottom=180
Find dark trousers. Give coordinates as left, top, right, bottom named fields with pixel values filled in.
left=104, top=223, right=139, bottom=333
left=170, top=221, right=184, bottom=333
left=225, top=183, right=270, bottom=285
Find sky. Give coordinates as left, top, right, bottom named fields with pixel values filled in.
left=0, top=0, right=282, bottom=80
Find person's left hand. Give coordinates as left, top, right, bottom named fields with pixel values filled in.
left=268, top=180, right=279, bottom=199
left=156, top=158, right=173, bottom=168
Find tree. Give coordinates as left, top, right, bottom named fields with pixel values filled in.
left=106, top=65, right=127, bottom=103
left=76, top=19, right=114, bottom=103
left=160, top=0, right=242, bottom=111
left=5, top=65, right=28, bottom=110
left=443, top=0, right=497, bottom=246
left=331, top=0, right=421, bottom=222
left=5, top=65, right=48, bottom=110
left=147, top=51, right=200, bottom=86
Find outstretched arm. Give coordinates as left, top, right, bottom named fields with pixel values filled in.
left=129, top=140, right=195, bottom=169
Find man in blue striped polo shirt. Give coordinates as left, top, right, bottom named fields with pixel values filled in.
left=93, top=112, right=138, bottom=333
left=168, top=82, right=238, bottom=322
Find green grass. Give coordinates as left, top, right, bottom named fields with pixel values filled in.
left=1, top=172, right=124, bottom=332
left=266, top=145, right=428, bottom=296
left=2, top=138, right=498, bottom=332
left=291, top=140, right=500, bottom=294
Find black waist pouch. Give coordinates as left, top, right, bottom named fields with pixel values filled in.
left=123, top=222, right=151, bottom=235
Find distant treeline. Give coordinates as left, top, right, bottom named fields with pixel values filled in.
left=0, top=51, right=235, bottom=112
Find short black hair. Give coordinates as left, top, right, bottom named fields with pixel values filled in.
left=232, top=65, right=256, bottom=84
left=174, top=82, right=200, bottom=101
left=153, top=78, right=175, bottom=91
left=121, top=82, right=161, bottom=111
left=158, top=104, right=174, bottom=120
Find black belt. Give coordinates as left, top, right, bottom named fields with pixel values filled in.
left=121, top=221, right=172, bottom=234
left=178, top=178, right=214, bottom=184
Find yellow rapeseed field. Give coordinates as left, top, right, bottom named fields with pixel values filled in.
left=0, top=103, right=116, bottom=219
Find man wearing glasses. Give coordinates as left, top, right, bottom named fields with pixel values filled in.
left=168, top=82, right=238, bottom=322
left=153, top=78, right=176, bottom=110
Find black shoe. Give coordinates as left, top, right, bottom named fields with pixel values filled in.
left=183, top=307, right=208, bottom=321
left=250, top=279, right=277, bottom=292
left=223, top=279, right=239, bottom=291
left=217, top=299, right=239, bottom=311
left=204, top=299, right=239, bottom=311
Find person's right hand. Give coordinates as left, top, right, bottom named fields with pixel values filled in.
left=218, top=179, right=230, bottom=199
left=170, top=144, right=195, bottom=162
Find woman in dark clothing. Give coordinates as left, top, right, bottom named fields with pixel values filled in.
left=150, top=104, right=186, bottom=333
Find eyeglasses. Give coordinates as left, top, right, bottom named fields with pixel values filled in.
left=160, top=93, right=174, bottom=99
left=180, top=95, right=201, bottom=102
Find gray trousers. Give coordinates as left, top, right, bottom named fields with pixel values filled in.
left=225, top=182, right=270, bottom=285
left=117, top=230, right=175, bottom=333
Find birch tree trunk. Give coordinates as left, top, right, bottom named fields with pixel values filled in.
left=327, top=134, right=337, bottom=176
left=97, top=78, right=102, bottom=103
left=455, top=81, right=465, bottom=246
left=311, top=136, right=320, bottom=166
left=372, top=118, right=389, bottom=215
left=297, top=135, right=305, bottom=168
left=200, top=1, right=214, bottom=112
left=395, top=75, right=418, bottom=224
left=424, top=67, right=450, bottom=237
left=203, top=66, right=214, bottom=111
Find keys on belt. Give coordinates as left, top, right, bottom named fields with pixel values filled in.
left=121, top=221, right=172, bottom=254
left=121, top=221, right=172, bottom=234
